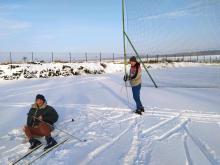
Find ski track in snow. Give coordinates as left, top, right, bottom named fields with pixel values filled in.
left=184, top=126, right=220, bottom=165
left=155, top=119, right=189, bottom=141
left=80, top=119, right=137, bottom=165
left=122, top=119, right=142, bottom=165
left=141, top=114, right=180, bottom=135
left=183, top=134, right=194, bottom=165
left=1, top=103, right=220, bottom=164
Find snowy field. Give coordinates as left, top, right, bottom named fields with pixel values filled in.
left=0, top=62, right=220, bottom=165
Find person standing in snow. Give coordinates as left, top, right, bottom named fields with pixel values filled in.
left=124, top=56, right=144, bottom=115
left=23, top=94, right=59, bottom=150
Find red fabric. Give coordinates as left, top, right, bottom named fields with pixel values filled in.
left=24, top=122, right=52, bottom=139
left=130, top=64, right=141, bottom=78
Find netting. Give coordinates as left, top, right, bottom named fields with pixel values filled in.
left=124, top=0, right=220, bottom=88
left=125, top=0, right=220, bottom=55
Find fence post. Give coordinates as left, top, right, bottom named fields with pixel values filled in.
left=100, top=52, right=102, bottom=62
left=9, top=52, right=12, bottom=66
left=51, top=52, right=54, bottom=62
left=69, top=52, right=72, bottom=63
left=31, top=52, right=34, bottom=62
left=113, top=53, right=115, bottom=62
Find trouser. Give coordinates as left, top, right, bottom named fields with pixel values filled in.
left=132, top=83, right=143, bottom=110
left=23, top=122, right=52, bottom=139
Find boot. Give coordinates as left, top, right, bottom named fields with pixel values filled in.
left=135, top=109, right=142, bottom=115
left=141, top=107, right=145, bottom=112
left=44, top=136, right=57, bottom=151
left=29, top=138, right=41, bottom=149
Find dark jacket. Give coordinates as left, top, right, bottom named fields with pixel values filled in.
left=27, top=102, right=59, bottom=127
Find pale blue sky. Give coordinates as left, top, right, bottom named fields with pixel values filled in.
left=126, top=0, right=220, bottom=54
left=0, top=0, right=220, bottom=54
left=0, top=0, right=123, bottom=53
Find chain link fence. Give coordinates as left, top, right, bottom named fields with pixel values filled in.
left=0, top=52, right=220, bottom=64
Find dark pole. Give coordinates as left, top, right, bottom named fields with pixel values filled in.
left=9, top=52, right=12, bottom=65
left=113, top=53, right=115, bottom=62
left=32, top=52, right=34, bottom=62
left=51, top=52, right=54, bottom=62
left=69, top=52, right=72, bottom=63
left=100, top=52, right=102, bottom=62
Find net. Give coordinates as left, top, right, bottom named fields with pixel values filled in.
left=124, top=0, right=220, bottom=88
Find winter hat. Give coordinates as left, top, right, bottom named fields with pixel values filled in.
left=35, top=94, right=46, bottom=102
left=129, top=56, right=137, bottom=62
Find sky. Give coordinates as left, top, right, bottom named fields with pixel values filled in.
left=126, top=0, right=220, bottom=54
left=0, top=0, right=123, bottom=53
left=0, top=0, right=220, bottom=55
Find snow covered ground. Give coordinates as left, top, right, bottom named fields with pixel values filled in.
left=0, top=62, right=219, bottom=165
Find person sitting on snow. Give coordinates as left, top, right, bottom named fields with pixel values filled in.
left=124, top=56, right=144, bottom=115
left=23, top=94, right=59, bottom=150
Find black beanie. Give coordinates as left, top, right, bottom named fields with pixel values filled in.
left=36, top=94, right=46, bottom=102
left=129, top=56, right=137, bottom=62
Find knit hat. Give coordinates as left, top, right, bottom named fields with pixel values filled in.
left=129, top=56, right=137, bottom=62
left=35, top=94, right=46, bottom=102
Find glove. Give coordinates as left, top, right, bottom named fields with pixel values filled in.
left=123, top=73, right=129, bottom=82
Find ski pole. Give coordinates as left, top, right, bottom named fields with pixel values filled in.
left=29, top=115, right=87, bottom=142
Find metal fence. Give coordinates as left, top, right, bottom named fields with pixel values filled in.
left=0, top=52, right=220, bottom=64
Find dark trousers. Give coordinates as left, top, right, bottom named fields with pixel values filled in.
left=132, top=83, right=143, bottom=110
left=24, top=122, right=52, bottom=139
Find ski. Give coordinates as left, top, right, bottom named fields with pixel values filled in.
left=26, top=138, right=69, bottom=165
left=11, top=144, right=43, bottom=165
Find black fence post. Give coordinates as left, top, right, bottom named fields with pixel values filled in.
left=69, top=52, right=72, bottom=63
left=51, top=52, right=54, bottom=62
left=31, top=52, right=34, bottom=62
left=9, top=52, right=12, bottom=65
left=100, top=52, right=102, bottom=62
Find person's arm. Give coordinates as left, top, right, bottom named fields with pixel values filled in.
left=27, top=109, right=34, bottom=126
left=43, top=106, right=59, bottom=124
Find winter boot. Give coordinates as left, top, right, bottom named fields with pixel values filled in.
left=29, top=138, right=41, bottom=149
left=141, top=107, right=145, bottom=112
left=135, top=109, right=142, bottom=115
left=44, top=136, right=57, bottom=151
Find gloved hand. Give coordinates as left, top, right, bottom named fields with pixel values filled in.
left=123, top=73, right=129, bottom=82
